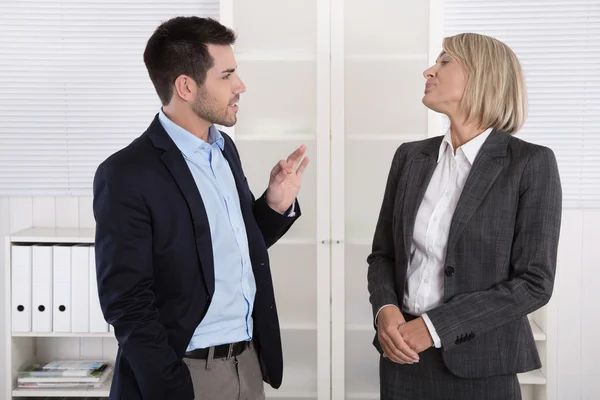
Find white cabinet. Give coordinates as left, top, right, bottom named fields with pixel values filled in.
left=4, top=228, right=116, bottom=399
left=330, top=1, right=431, bottom=399
left=228, top=0, right=331, bottom=399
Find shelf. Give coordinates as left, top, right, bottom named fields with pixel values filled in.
left=346, top=324, right=374, bottom=332
left=346, top=133, right=426, bottom=142
left=10, top=227, right=95, bottom=243
left=272, top=238, right=318, bottom=246
left=264, top=389, right=317, bottom=398
left=234, top=133, right=316, bottom=142
left=13, top=327, right=313, bottom=336
left=518, top=369, right=546, bottom=385
left=280, top=323, right=318, bottom=331
left=12, top=332, right=113, bottom=338
left=345, top=54, right=428, bottom=62
left=346, top=393, right=379, bottom=400
left=530, top=320, right=547, bottom=341
left=7, top=229, right=318, bottom=247
left=236, top=49, right=315, bottom=62
left=12, top=375, right=111, bottom=397
left=346, top=238, right=372, bottom=246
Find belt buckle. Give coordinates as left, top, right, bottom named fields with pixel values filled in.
left=226, top=343, right=234, bottom=360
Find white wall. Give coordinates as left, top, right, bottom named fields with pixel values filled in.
left=554, top=209, right=600, bottom=399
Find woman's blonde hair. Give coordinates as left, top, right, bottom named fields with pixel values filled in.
left=443, top=33, right=527, bottom=134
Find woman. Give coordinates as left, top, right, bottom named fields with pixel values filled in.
left=367, top=33, right=562, bottom=400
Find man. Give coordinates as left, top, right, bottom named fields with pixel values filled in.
left=93, top=16, right=309, bottom=400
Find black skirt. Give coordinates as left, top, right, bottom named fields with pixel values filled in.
left=379, top=315, right=522, bottom=400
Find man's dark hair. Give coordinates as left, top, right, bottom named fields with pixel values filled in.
left=143, top=16, right=236, bottom=105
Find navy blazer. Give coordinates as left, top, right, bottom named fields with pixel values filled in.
left=93, top=115, right=300, bottom=400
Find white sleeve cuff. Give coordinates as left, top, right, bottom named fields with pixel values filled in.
left=421, top=312, right=442, bottom=348
left=287, top=201, right=296, bottom=217
left=375, top=304, right=400, bottom=326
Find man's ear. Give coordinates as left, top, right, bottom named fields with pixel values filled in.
left=173, top=75, right=197, bottom=103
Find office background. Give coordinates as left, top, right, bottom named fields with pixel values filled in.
left=0, top=0, right=598, bottom=399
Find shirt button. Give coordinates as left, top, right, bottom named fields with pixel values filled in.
left=433, top=216, right=438, bottom=222
left=428, top=246, right=433, bottom=252
left=424, top=278, right=429, bottom=283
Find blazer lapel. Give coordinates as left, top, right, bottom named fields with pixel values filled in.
left=446, top=130, right=510, bottom=253
left=402, top=138, right=441, bottom=259
left=146, top=115, right=215, bottom=295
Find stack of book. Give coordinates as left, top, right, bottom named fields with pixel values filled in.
left=30, top=398, right=104, bottom=400
left=17, top=360, right=112, bottom=389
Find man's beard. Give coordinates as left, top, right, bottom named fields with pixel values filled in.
left=192, top=85, right=237, bottom=127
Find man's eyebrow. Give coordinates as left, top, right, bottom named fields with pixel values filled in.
left=221, top=68, right=236, bottom=74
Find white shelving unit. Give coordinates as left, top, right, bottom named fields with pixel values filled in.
left=12, top=383, right=111, bottom=398
left=228, top=1, right=331, bottom=400
left=4, top=227, right=116, bottom=399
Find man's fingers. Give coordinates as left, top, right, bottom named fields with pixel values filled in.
left=271, top=160, right=291, bottom=181
left=286, top=145, right=306, bottom=165
left=270, top=160, right=283, bottom=176
left=296, top=157, right=309, bottom=176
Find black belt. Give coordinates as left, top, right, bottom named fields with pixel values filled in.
left=184, top=341, right=249, bottom=360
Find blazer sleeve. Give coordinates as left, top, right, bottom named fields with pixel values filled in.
left=426, top=146, right=562, bottom=351
left=367, top=145, right=405, bottom=324
left=93, top=162, right=194, bottom=400
left=253, top=191, right=300, bottom=248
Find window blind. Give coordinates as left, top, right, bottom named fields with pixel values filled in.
left=442, top=0, right=600, bottom=208
left=0, top=0, right=220, bottom=196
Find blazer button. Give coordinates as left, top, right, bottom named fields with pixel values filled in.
left=206, top=295, right=211, bottom=301
left=444, top=266, right=455, bottom=277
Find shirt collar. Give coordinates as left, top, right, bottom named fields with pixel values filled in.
left=437, top=127, right=494, bottom=165
left=158, top=109, right=224, bottom=158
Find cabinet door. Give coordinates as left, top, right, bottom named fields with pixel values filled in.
left=226, top=0, right=331, bottom=399
left=331, top=1, right=430, bottom=398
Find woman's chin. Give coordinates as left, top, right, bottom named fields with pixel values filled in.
left=422, top=97, right=441, bottom=113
